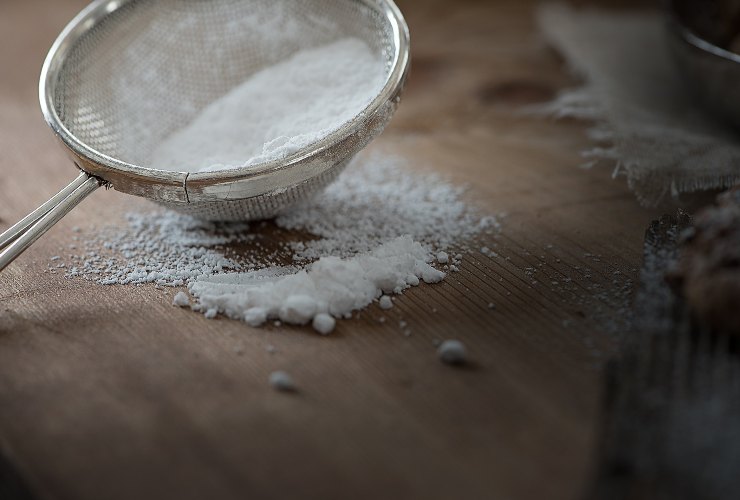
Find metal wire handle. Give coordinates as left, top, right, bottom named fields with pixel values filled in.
left=0, top=172, right=100, bottom=270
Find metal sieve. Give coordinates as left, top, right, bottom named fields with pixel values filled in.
left=0, top=0, right=409, bottom=271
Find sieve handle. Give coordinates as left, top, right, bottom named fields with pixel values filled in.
left=0, top=172, right=101, bottom=271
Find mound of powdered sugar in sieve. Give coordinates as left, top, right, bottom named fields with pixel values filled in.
left=64, top=152, right=498, bottom=333
left=149, top=38, right=385, bottom=173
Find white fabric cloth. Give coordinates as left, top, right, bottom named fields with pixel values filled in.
left=536, top=4, right=740, bottom=206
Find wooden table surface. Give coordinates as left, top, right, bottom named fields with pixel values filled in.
left=0, top=1, right=662, bottom=499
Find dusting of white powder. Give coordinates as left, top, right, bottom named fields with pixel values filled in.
left=275, top=153, right=498, bottom=261
left=67, top=154, right=499, bottom=333
left=67, top=152, right=497, bottom=332
left=150, top=38, right=384, bottom=172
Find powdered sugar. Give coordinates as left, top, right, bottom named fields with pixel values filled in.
left=276, top=153, right=499, bottom=261
left=66, top=213, right=250, bottom=286
left=189, top=236, right=443, bottom=329
left=312, top=313, right=336, bottom=335
left=65, top=151, right=497, bottom=331
left=269, top=370, right=295, bottom=392
left=379, top=295, right=394, bottom=310
left=172, top=291, right=190, bottom=307
left=149, top=38, right=384, bottom=172
left=438, top=340, right=467, bottom=365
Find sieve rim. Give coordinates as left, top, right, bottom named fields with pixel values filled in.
left=39, top=0, right=410, bottom=201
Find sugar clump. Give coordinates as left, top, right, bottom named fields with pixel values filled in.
left=438, top=340, right=467, bottom=365
left=244, top=307, right=268, bottom=327
left=379, top=295, right=393, bottom=310
left=279, top=295, right=318, bottom=325
left=269, top=371, right=295, bottom=392
left=436, top=251, right=449, bottom=264
left=189, top=236, right=443, bottom=327
left=172, top=291, right=190, bottom=307
left=312, top=313, right=336, bottom=335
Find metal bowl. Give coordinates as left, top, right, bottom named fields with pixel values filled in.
left=667, top=0, right=740, bottom=129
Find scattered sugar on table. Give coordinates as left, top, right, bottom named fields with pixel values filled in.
left=188, top=235, right=444, bottom=329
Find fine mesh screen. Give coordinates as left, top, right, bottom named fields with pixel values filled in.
left=55, top=0, right=395, bottom=169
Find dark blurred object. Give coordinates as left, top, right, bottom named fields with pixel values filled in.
left=588, top=211, right=740, bottom=500
left=669, top=186, right=740, bottom=336
left=667, top=0, right=740, bottom=129
left=0, top=446, right=39, bottom=500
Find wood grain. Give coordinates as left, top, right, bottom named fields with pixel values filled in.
left=0, top=1, right=661, bottom=499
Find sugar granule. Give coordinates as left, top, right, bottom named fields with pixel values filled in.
left=379, top=295, right=394, bottom=310
left=269, top=371, right=295, bottom=392
left=172, top=291, right=190, bottom=307
left=437, top=251, right=449, bottom=264
left=312, top=313, right=336, bottom=335
left=244, top=307, right=268, bottom=327
left=279, top=295, right=317, bottom=325
left=189, top=236, right=442, bottom=327
left=438, top=340, right=467, bottom=365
